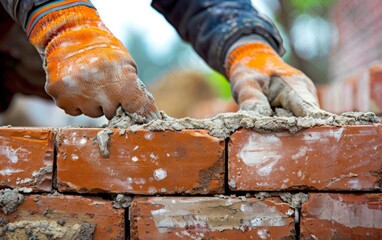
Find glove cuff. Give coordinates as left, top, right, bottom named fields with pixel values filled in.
left=26, top=0, right=96, bottom=37
left=27, top=1, right=99, bottom=54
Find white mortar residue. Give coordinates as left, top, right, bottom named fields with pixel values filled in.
left=238, top=135, right=282, bottom=176
left=149, top=198, right=288, bottom=234
left=0, top=168, right=23, bottom=176
left=0, top=146, right=30, bottom=164
left=291, top=146, right=309, bottom=160
left=153, top=168, right=167, bottom=181
left=310, top=194, right=382, bottom=229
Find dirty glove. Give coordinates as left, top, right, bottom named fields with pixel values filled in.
left=26, top=0, right=159, bottom=120
left=226, top=40, right=325, bottom=117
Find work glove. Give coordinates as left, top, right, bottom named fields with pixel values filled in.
left=26, top=0, right=159, bottom=120
left=226, top=41, right=325, bottom=117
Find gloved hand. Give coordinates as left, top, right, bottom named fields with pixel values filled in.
left=27, top=1, right=159, bottom=120
left=226, top=41, right=326, bottom=117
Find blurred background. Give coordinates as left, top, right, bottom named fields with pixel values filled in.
left=1, top=0, right=381, bottom=126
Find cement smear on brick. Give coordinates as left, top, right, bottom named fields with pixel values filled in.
left=96, top=128, right=113, bottom=157
left=0, top=189, right=24, bottom=215
left=148, top=197, right=291, bottom=233
left=108, top=107, right=380, bottom=139
left=253, top=192, right=309, bottom=209
left=15, top=165, right=53, bottom=193
left=0, top=220, right=95, bottom=239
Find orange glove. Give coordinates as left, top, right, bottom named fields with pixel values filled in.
left=226, top=42, right=326, bottom=117
left=26, top=0, right=159, bottom=120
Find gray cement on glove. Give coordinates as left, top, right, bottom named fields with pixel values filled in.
left=108, top=107, right=380, bottom=139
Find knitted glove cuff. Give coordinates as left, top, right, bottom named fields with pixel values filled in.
left=26, top=0, right=96, bottom=38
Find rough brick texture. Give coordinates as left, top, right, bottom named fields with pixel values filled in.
left=1, top=124, right=381, bottom=239
left=0, top=128, right=54, bottom=192
left=130, top=196, right=295, bottom=239
left=229, top=127, right=382, bottom=191
left=56, top=129, right=225, bottom=194
left=0, top=195, right=125, bottom=239
left=301, top=193, right=382, bottom=239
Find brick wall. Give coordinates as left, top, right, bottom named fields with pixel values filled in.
left=329, top=0, right=382, bottom=81
left=1, top=126, right=381, bottom=239
left=318, top=0, right=382, bottom=114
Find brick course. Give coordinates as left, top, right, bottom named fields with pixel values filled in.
left=0, top=126, right=381, bottom=239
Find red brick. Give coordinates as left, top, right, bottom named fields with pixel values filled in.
left=369, top=65, right=382, bottom=114
left=57, top=129, right=225, bottom=194
left=317, top=78, right=358, bottom=114
left=316, top=84, right=331, bottom=112
left=330, top=1, right=382, bottom=84
left=301, top=193, right=382, bottom=239
left=228, top=126, right=382, bottom=191
left=0, top=128, right=54, bottom=192
left=355, top=64, right=382, bottom=114
left=130, top=196, right=295, bottom=239
left=0, top=195, right=124, bottom=239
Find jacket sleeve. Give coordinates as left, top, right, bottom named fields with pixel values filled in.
left=0, top=0, right=51, bottom=30
left=151, top=0, right=285, bottom=75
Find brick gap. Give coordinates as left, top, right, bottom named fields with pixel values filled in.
left=52, top=133, right=58, bottom=191
left=232, top=190, right=382, bottom=194
left=124, top=208, right=130, bottom=239
left=224, top=137, right=230, bottom=195
left=39, top=191, right=116, bottom=201
left=295, top=207, right=301, bottom=240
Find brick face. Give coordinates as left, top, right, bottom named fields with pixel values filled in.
left=229, top=127, right=382, bottom=191
left=0, top=195, right=125, bottom=239
left=130, top=196, right=295, bottom=239
left=367, top=65, right=382, bottom=113
left=301, top=193, right=382, bottom=239
left=56, top=129, right=225, bottom=194
left=1, top=124, right=381, bottom=238
left=0, top=128, right=54, bottom=192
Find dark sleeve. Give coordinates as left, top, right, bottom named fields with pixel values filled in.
left=151, top=0, right=285, bottom=75
left=0, top=0, right=51, bottom=30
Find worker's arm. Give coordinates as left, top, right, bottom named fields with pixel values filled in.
left=0, top=0, right=160, bottom=120
left=152, top=0, right=325, bottom=116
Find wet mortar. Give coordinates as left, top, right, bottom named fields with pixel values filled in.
left=108, top=107, right=380, bottom=139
